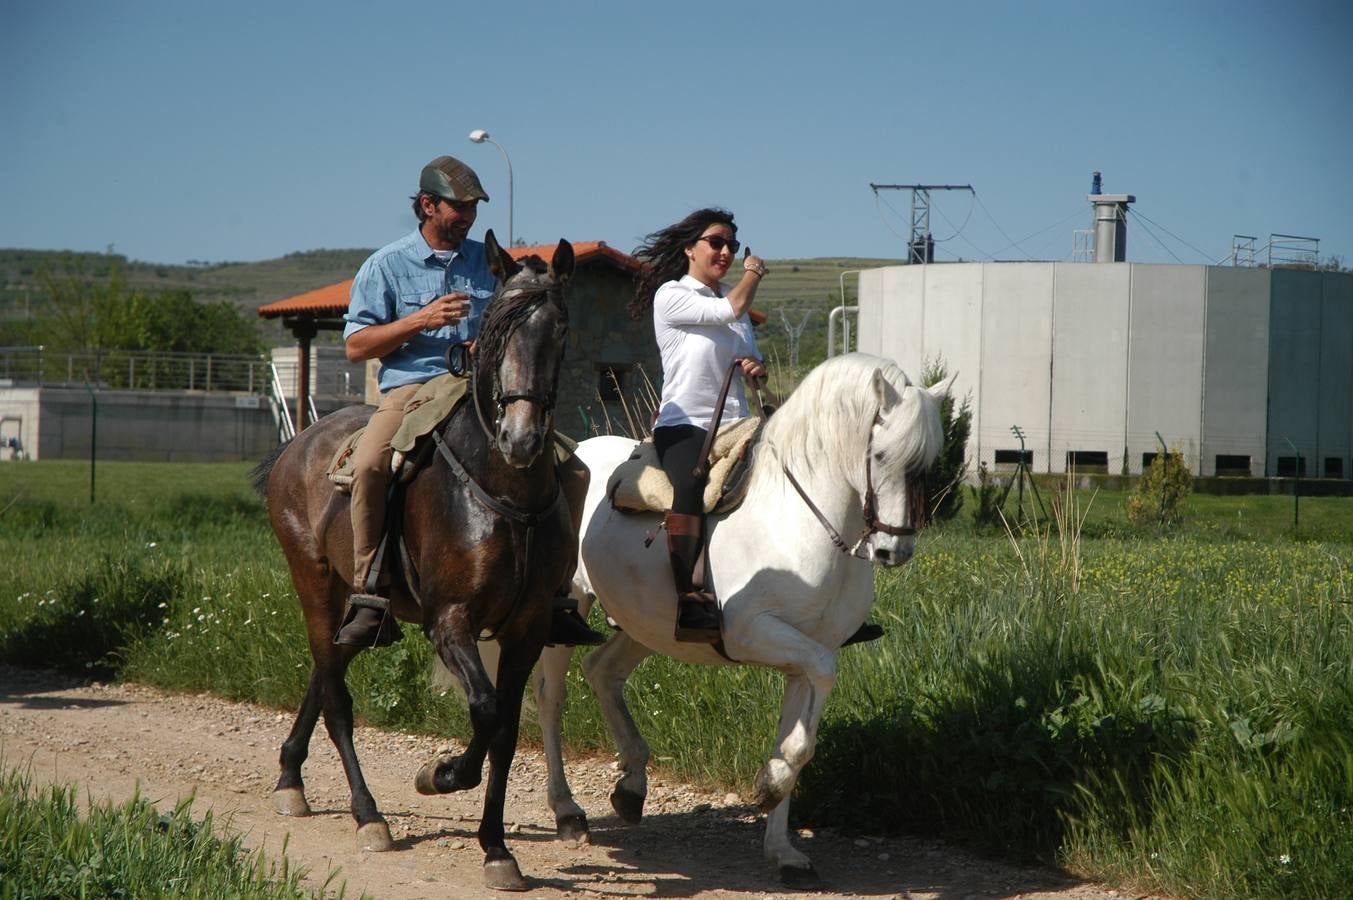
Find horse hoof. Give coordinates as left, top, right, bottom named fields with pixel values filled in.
left=556, top=813, right=590, bottom=846
left=610, top=785, right=645, bottom=825
left=484, top=857, right=528, bottom=892
left=356, top=820, right=394, bottom=852
left=779, top=863, right=822, bottom=888
left=752, top=764, right=787, bottom=812
left=415, top=752, right=479, bottom=795
left=272, top=787, right=311, bottom=817
left=414, top=759, right=442, bottom=795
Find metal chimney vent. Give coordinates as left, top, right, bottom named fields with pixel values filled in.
left=1087, top=177, right=1135, bottom=262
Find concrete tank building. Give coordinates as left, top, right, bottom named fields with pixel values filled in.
left=854, top=185, right=1352, bottom=480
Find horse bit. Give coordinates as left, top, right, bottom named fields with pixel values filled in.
left=780, top=412, right=918, bottom=559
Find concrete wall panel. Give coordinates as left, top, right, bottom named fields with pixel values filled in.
left=1050, top=263, right=1131, bottom=473
left=1202, top=267, right=1269, bottom=476
left=917, top=263, right=983, bottom=425
left=37, top=389, right=277, bottom=462
left=859, top=266, right=927, bottom=373
left=1127, top=265, right=1205, bottom=473
left=856, top=268, right=887, bottom=356
left=1267, top=269, right=1323, bottom=474
left=977, top=263, right=1054, bottom=471
left=1317, top=271, right=1353, bottom=477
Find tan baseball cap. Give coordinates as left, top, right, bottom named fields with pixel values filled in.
left=419, top=156, right=490, bottom=203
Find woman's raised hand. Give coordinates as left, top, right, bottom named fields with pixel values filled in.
left=742, top=246, right=768, bottom=277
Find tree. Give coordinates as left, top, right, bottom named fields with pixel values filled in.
left=31, top=258, right=261, bottom=355
left=920, top=357, right=972, bottom=524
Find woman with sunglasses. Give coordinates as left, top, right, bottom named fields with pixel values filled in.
left=631, top=207, right=769, bottom=642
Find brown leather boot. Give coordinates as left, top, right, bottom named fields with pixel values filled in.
left=666, top=512, right=721, bottom=643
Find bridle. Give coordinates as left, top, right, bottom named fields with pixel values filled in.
left=781, top=412, right=919, bottom=559
left=451, top=277, right=565, bottom=443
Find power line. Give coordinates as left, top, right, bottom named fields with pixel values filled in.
left=973, top=192, right=1034, bottom=260
left=1128, top=207, right=1220, bottom=264
left=1128, top=210, right=1186, bottom=264
left=930, top=193, right=974, bottom=242
left=986, top=207, right=1088, bottom=261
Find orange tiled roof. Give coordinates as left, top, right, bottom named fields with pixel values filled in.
left=256, top=280, right=353, bottom=317
left=258, top=240, right=641, bottom=318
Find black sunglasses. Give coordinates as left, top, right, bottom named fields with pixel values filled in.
left=695, top=235, right=741, bottom=255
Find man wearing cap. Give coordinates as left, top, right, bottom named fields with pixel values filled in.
left=338, top=155, right=604, bottom=648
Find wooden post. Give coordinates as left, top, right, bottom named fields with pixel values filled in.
left=290, top=316, right=318, bottom=432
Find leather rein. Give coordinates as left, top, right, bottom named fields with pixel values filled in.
left=780, top=412, right=918, bottom=559
left=699, top=359, right=917, bottom=559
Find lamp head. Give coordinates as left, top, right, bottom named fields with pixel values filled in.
left=468, top=129, right=489, bottom=143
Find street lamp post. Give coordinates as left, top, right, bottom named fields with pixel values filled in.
left=468, top=129, right=512, bottom=248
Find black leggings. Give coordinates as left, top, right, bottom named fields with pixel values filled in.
left=653, top=425, right=708, bottom=516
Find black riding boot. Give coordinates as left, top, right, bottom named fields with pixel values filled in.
left=666, top=511, right=721, bottom=643
left=841, top=621, right=885, bottom=647
left=548, top=593, right=606, bottom=647
left=335, top=592, right=403, bottom=648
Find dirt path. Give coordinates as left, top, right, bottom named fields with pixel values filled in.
left=1, top=665, right=1136, bottom=899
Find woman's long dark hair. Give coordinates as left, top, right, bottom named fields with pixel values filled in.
left=629, top=207, right=736, bottom=319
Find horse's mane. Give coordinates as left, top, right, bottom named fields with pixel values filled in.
left=755, top=353, right=943, bottom=488
left=476, top=255, right=565, bottom=371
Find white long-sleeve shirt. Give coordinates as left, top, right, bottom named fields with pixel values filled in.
left=653, top=275, right=761, bottom=431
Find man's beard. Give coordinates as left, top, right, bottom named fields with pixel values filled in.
left=436, top=220, right=468, bottom=248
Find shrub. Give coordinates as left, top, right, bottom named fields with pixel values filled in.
left=921, top=359, right=972, bottom=524
left=1127, top=448, right=1192, bottom=525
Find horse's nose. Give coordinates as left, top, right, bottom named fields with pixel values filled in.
left=499, top=427, right=541, bottom=468
left=873, top=543, right=914, bottom=567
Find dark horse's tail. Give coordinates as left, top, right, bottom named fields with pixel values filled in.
left=251, top=441, right=290, bottom=499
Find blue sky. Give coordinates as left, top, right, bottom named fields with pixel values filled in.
left=4, top=1, right=1350, bottom=268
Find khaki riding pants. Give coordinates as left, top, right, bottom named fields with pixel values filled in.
left=350, top=382, right=422, bottom=591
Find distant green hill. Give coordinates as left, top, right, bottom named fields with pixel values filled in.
left=0, top=247, right=908, bottom=364
left=0, top=248, right=374, bottom=313
left=0, top=248, right=904, bottom=310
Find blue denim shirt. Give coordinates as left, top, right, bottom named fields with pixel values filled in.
left=343, top=229, right=497, bottom=392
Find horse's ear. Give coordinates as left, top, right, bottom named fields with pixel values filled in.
left=928, top=371, right=959, bottom=402
left=484, top=229, right=520, bottom=283
left=551, top=239, right=575, bottom=285
left=872, top=368, right=901, bottom=412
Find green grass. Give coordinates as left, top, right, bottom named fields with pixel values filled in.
left=0, top=765, right=352, bottom=898
left=2, top=460, right=1351, bottom=897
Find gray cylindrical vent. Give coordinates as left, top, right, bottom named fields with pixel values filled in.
left=1089, top=193, right=1135, bottom=262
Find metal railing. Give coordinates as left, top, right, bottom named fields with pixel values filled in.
left=0, top=346, right=270, bottom=393
left=267, top=361, right=296, bottom=441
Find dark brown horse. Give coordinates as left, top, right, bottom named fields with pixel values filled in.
left=252, top=232, right=576, bottom=891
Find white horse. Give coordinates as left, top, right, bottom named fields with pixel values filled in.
left=533, top=352, right=951, bottom=885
